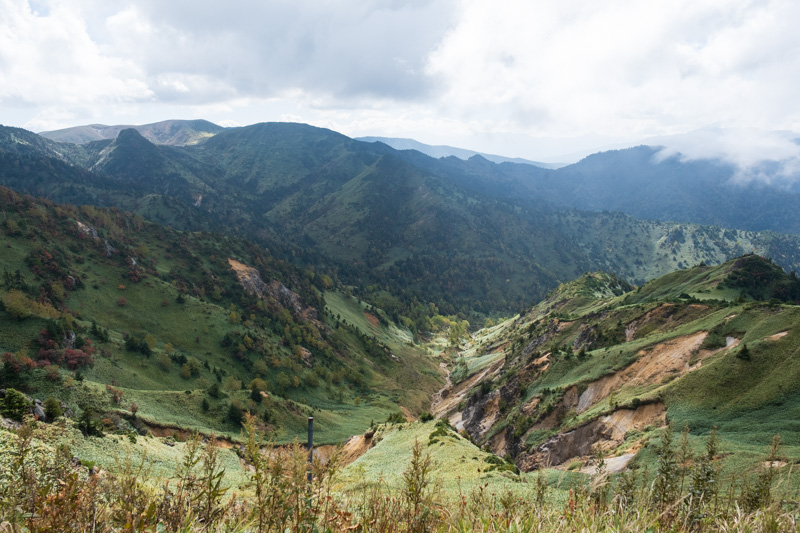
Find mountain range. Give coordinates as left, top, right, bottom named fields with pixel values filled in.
left=355, top=135, right=562, bottom=168
left=4, top=119, right=800, bottom=319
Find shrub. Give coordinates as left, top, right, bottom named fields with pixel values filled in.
left=737, top=344, right=751, bottom=361
left=227, top=402, right=243, bottom=425
left=0, top=388, right=30, bottom=421
left=386, top=412, right=406, bottom=424
left=77, top=405, right=103, bottom=437
left=43, top=397, right=62, bottom=420
left=207, top=382, right=222, bottom=399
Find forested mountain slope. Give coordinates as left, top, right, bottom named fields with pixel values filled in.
left=2, top=123, right=800, bottom=318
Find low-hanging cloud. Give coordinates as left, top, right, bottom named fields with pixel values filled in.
left=652, top=127, right=800, bottom=187
left=426, top=0, right=800, bottom=163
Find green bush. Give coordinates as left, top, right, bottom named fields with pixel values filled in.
left=43, top=397, right=62, bottom=420
left=385, top=412, right=406, bottom=424
left=0, top=388, right=30, bottom=421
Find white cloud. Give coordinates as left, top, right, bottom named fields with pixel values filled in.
left=3, top=0, right=800, bottom=173
left=426, top=0, right=800, bottom=147
left=0, top=0, right=153, bottom=115
left=652, top=126, right=800, bottom=187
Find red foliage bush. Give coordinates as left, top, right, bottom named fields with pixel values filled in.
left=64, top=349, right=93, bottom=370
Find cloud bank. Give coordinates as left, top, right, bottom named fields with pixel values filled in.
left=2, top=0, right=800, bottom=176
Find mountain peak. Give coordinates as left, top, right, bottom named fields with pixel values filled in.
left=116, top=127, right=148, bottom=143
left=40, top=119, right=225, bottom=146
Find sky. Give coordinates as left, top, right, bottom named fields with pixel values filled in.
left=2, top=0, right=800, bottom=168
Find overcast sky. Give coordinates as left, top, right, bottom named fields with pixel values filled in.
left=2, top=0, right=800, bottom=166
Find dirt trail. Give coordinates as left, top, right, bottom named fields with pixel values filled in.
left=144, top=422, right=238, bottom=449
left=577, top=332, right=709, bottom=413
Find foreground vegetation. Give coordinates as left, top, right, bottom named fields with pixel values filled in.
left=1, top=414, right=798, bottom=532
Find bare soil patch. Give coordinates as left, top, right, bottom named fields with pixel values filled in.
left=364, top=312, right=380, bottom=328
left=143, top=422, right=237, bottom=449
left=431, top=359, right=503, bottom=418
left=337, top=433, right=377, bottom=466
left=577, top=332, right=709, bottom=413
left=531, top=402, right=666, bottom=469
left=767, top=331, right=789, bottom=341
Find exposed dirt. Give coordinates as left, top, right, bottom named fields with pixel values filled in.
left=767, top=331, right=789, bottom=341
left=337, top=433, right=377, bottom=466
left=430, top=362, right=452, bottom=413
left=475, top=394, right=502, bottom=437
left=726, top=337, right=740, bottom=349
left=143, top=422, right=238, bottom=449
left=521, top=396, right=541, bottom=417
left=523, top=402, right=666, bottom=469
left=229, top=258, right=320, bottom=325
left=624, top=304, right=675, bottom=341
left=364, top=312, right=380, bottom=328
left=582, top=453, right=636, bottom=475
left=599, top=402, right=666, bottom=441
left=228, top=258, right=268, bottom=298
left=528, top=386, right=580, bottom=433
left=577, top=331, right=709, bottom=413
left=557, top=320, right=575, bottom=332
left=431, top=359, right=503, bottom=420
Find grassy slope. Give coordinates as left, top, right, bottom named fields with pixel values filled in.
left=0, top=188, right=440, bottom=446
left=445, top=257, right=800, bottom=489
left=336, top=420, right=578, bottom=502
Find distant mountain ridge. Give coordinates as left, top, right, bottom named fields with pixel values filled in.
left=39, top=119, right=224, bottom=146
left=4, top=121, right=800, bottom=316
left=356, top=136, right=562, bottom=168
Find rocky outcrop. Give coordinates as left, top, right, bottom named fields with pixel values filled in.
left=267, top=280, right=315, bottom=320
left=228, top=258, right=269, bottom=298
left=75, top=220, right=100, bottom=239
left=228, top=258, right=319, bottom=323
left=572, top=324, right=599, bottom=351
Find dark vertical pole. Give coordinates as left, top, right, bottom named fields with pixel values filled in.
left=307, top=416, right=314, bottom=483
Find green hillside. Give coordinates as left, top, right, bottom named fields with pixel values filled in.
left=0, top=187, right=440, bottom=444
left=3, top=247, right=800, bottom=531
left=3, top=123, right=800, bottom=322
left=438, top=255, right=800, bottom=498
left=39, top=119, right=224, bottom=146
